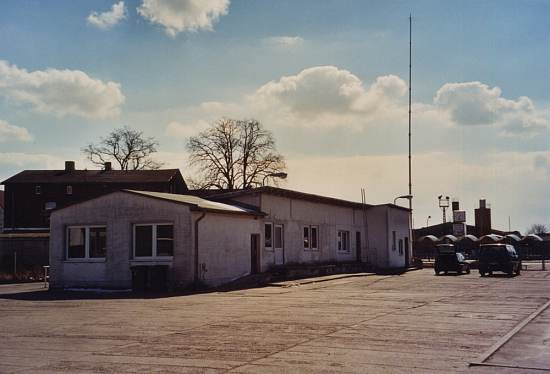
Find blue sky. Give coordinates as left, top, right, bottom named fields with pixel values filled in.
left=1, top=0, right=550, bottom=231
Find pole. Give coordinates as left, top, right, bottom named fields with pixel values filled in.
left=407, top=14, right=413, bottom=266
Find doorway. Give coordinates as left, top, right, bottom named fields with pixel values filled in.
left=356, top=231, right=362, bottom=262
left=250, top=234, right=260, bottom=274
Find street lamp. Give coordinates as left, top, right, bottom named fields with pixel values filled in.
left=262, top=172, right=288, bottom=186
left=393, top=194, right=413, bottom=205
left=426, top=215, right=431, bottom=227
left=438, top=195, right=450, bottom=223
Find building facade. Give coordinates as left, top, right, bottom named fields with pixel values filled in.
left=50, top=187, right=411, bottom=289
left=2, top=161, right=187, bottom=232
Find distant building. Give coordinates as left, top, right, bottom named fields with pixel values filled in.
left=1, top=161, right=187, bottom=232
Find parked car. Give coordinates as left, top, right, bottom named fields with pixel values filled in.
left=478, top=244, right=521, bottom=277
left=434, top=244, right=470, bottom=275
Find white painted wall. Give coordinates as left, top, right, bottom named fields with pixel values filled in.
left=230, top=193, right=410, bottom=271
left=194, top=212, right=261, bottom=286
left=230, top=194, right=364, bottom=270
left=49, top=192, right=192, bottom=289
left=50, top=192, right=261, bottom=289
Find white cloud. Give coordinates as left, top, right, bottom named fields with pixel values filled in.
left=0, top=60, right=125, bottom=119
left=87, top=1, right=127, bottom=30
left=264, top=36, right=304, bottom=47
left=0, top=120, right=32, bottom=142
left=165, top=119, right=209, bottom=138
left=434, top=81, right=549, bottom=136
left=252, top=66, right=406, bottom=123
left=138, top=0, right=230, bottom=37
left=0, top=153, right=64, bottom=169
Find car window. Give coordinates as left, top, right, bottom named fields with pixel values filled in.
left=456, top=253, right=465, bottom=262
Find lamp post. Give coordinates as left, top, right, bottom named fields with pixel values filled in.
left=262, top=172, right=288, bottom=186
left=426, top=215, right=431, bottom=227
left=438, top=195, right=450, bottom=223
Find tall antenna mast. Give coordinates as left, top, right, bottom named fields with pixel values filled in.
left=407, top=14, right=413, bottom=265
left=408, top=14, right=412, bottom=214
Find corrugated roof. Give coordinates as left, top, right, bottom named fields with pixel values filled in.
left=124, top=190, right=264, bottom=216
left=2, top=169, right=182, bottom=184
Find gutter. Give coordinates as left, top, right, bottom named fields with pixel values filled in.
left=194, top=211, right=206, bottom=283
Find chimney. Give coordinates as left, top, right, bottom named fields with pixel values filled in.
left=452, top=200, right=460, bottom=211
left=104, top=162, right=112, bottom=171
left=475, top=199, right=491, bottom=236
left=65, top=161, right=75, bottom=172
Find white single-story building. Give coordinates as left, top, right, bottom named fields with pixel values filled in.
left=49, top=187, right=411, bottom=290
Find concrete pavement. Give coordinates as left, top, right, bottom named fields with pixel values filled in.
left=0, top=268, right=549, bottom=373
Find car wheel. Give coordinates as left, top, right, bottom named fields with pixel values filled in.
left=457, top=268, right=462, bottom=275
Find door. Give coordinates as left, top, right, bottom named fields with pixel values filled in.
left=274, top=224, right=284, bottom=265
left=356, top=231, right=362, bottom=262
left=250, top=234, right=260, bottom=274
left=404, top=237, right=410, bottom=267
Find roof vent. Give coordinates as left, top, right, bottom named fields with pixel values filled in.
left=65, top=161, right=75, bottom=172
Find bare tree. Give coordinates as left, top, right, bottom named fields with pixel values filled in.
left=82, top=126, right=163, bottom=170
left=187, top=118, right=286, bottom=189
left=526, top=223, right=548, bottom=235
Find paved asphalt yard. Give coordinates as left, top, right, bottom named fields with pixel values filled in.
left=0, top=267, right=549, bottom=373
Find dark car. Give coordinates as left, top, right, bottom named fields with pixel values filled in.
left=434, top=245, right=470, bottom=275
left=478, top=244, right=521, bottom=277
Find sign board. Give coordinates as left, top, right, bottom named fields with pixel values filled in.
left=453, top=223, right=466, bottom=236
left=453, top=210, right=466, bottom=223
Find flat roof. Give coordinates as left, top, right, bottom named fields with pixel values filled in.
left=200, top=186, right=410, bottom=212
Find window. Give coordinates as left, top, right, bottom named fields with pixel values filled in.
left=45, top=202, right=57, bottom=210
left=338, top=230, right=350, bottom=252
left=398, top=238, right=404, bottom=255
left=264, top=223, right=273, bottom=249
left=392, top=231, right=396, bottom=251
left=311, top=226, right=318, bottom=250
left=133, top=224, right=174, bottom=258
left=35, top=185, right=41, bottom=195
left=303, top=225, right=319, bottom=250
left=156, top=225, right=174, bottom=257
left=66, top=226, right=106, bottom=260
left=274, top=224, right=283, bottom=250
left=66, top=185, right=73, bottom=195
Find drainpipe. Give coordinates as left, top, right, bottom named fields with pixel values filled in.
left=194, top=211, right=206, bottom=284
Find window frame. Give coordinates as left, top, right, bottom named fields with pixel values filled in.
left=337, top=230, right=350, bottom=252
left=392, top=231, right=397, bottom=251
left=133, top=223, right=174, bottom=259
left=66, top=185, right=73, bottom=195
left=264, top=222, right=273, bottom=251
left=65, top=225, right=107, bottom=261
left=35, top=185, right=41, bottom=195
left=274, top=224, right=284, bottom=251
left=398, top=238, right=404, bottom=255
left=303, top=225, right=319, bottom=251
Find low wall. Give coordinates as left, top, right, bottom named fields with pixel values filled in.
left=0, top=235, right=49, bottom=274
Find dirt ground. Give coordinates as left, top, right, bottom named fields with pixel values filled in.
left=0, top=267, right=549, bottom=373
